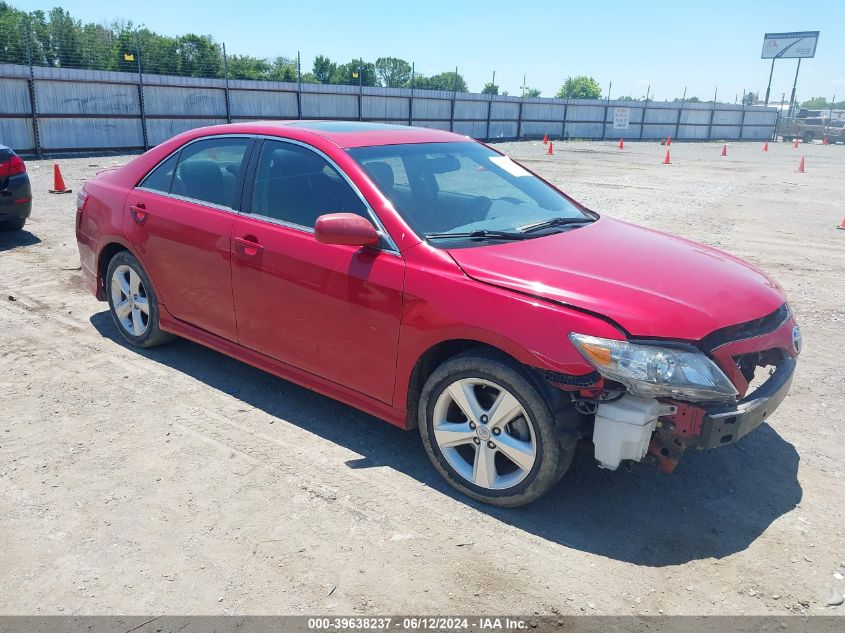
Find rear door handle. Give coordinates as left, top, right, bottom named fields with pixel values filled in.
left=129, top=202, right=148, bottom=224
left=234, top=235, right=263, bottom=256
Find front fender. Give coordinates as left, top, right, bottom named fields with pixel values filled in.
left=393, top=243, right=624, bottom=412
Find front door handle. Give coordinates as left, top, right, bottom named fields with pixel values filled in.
left=234, top=235, right=264, bottom=256
left=129, top=202, right=148, bottom=225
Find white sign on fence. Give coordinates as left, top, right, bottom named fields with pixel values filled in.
left=613, top=107, right=630, bottom=130
left=761, top=31, right=819, bottom=59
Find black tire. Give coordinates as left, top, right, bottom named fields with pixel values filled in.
left=0, top=216, right=26, bottom=232
left=803, top=131, right=814, bottom=144
left=105, top=250, right=174, bottom=348
left=418, top=350, right=574, bottom=507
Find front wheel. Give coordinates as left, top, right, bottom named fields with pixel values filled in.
left=105, top=250, right=173, bottom=348
left=418, top=351, right=573, bottom=507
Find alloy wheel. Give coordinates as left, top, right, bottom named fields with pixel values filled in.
left=432, top=378, right=537, bottom=490
left=110, top=264, right=150, bottom=337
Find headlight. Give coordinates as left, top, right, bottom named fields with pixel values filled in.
left=569, top=333, right=738, bottom=402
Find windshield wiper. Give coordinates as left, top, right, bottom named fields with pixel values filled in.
left=518, top=216, right=595, bottom=233
left=424, top=229, right=531, bottom=241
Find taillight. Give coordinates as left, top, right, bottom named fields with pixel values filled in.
left=0, top=155, right=26, bottom=178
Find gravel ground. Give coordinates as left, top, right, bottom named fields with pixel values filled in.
left=1, top=139, right=843, bottom=617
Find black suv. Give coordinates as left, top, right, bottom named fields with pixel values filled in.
left=0, top=145, right=32, bottom=231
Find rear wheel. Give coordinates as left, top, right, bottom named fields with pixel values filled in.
left=105, top=251, right=173, bottom=348
left=803, top=131, right=815, bottom=144
left=418, top=350, right=573, bottom=507
left=0, top=216, right=26, bottom=231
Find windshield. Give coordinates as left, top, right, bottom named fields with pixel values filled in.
left=347, top=142, right=591, bottom=242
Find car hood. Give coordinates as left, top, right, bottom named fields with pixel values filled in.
left=446, top=217, right=786, bottom=341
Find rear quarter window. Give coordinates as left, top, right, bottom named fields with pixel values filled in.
left=139, top=153, right=179, bottom=193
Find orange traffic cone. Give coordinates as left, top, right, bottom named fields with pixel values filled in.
left=662, top=149, right=671, bottom=164
left=797, top=157, right=805, bottom=173
left=792, top=139, right=800, bottom=148
left=618, top=138, right=624, bottom=150
left=666, top=136, right=671, bottom=146
left=547, top=141, right=554, bottom=155
left=49, top=164, right=72, bottom=194
left=720, top=144, right=727, bottom=157
left=823, top=136, right=830, bottom=145
left=542, top=133, right=549, bottom=145
left=837, top=217, right=845, bottom=230
left=763, top=141, right=769, bottom=152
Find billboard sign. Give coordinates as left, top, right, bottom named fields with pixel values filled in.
left=761, top=31, right=819, bottom=59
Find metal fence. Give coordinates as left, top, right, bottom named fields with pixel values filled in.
left=0, top=62, right=779, bottom=157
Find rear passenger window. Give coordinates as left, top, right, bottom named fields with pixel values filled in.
left=139, top=153, right=178, bottom=193
left=172, top=137, right=250, bottom=209
left=250, top=140, right=367, bottom=228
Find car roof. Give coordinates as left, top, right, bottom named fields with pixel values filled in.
left=204, top=120, right=471, bottom=149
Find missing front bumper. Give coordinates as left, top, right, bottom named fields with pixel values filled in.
left=695, top=357, right=796, bottom=449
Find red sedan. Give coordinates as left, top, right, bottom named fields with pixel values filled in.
left=76, top=122, right=799, bottom=506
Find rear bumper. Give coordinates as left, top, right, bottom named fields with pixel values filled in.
left=0, top=175, right=32, bottom=221
left=696, top=356, right=796, bottom=448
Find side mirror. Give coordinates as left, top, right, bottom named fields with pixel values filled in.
left=314, top=213, right=381, bottom=247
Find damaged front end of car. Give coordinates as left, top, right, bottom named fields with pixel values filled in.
left=550, top=304, right=800, bottom=473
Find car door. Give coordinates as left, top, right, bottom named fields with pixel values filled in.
left=124, top=136, right=253, bottom=341
left=231, top=138, right=404, bottom=404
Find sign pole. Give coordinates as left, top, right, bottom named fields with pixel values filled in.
left=764, top=58, right=775, bottom=105
left=788, top=58, right=802, bottom=117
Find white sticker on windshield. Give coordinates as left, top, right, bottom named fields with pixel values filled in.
left=489, top=155, right=531, bottom=177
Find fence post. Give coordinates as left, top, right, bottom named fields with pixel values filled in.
left=358, top=62, right=363, bottom=121
left=25, top=23, right=41, bottom=158
left=674, top=86, right=686, bottom=140
left=408, top=62, right=414, bottom=127
left=561, top=98, right=568, bottom=140
left=485, top=70, right=494, bottom=140
left=639, top=90, right=649, bottom=140
left=297, top=52, right=303, bottom=120
left=449, top=66, right=458, bottom=132
left=707, top=87, right=718, bottom=140
left=601, top=81, right=612, bottom=140
left=222, top=43, right=231, bottom=124
left=739, top=103, right=746, bottom=141
left=135, top=32, right=148, bottom=151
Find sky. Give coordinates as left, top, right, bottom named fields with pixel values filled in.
left=18, top=0, right=845, bottom=103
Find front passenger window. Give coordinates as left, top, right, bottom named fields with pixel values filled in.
left=250, top=140, right=368, bottom=228
left=172, top=137, right=250, bottom=209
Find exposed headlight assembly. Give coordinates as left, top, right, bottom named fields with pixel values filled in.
left=569, top=333, right=738, bottom=402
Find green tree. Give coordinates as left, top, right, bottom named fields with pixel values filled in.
left=415, top=71, right=467, bottom=92
left=331, top=58, right=376, bottom=86
left=312, top=55, right=335, bottom=83
left=481, top=82, right=499, bottom=95
left=742, top=91, right=759, bottom=106
left=0, top=2, right=29, bottom=65
left=556, top=75, right=602, bottom=99
left=47, top=7, right=81, bottom=67
left=175, top=34, right=221, bottom=77
left=269, top=55, right=298, bottom=82
left=375, top=56, right=411, bottom=87
left=228, top=54, right=271, bottom=80
left=801, top=97, right=829, bottom=109
left=524, top=87, right=541, bottom=97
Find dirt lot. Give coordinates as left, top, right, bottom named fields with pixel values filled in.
left=1, top=139, right=844, bottom=617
